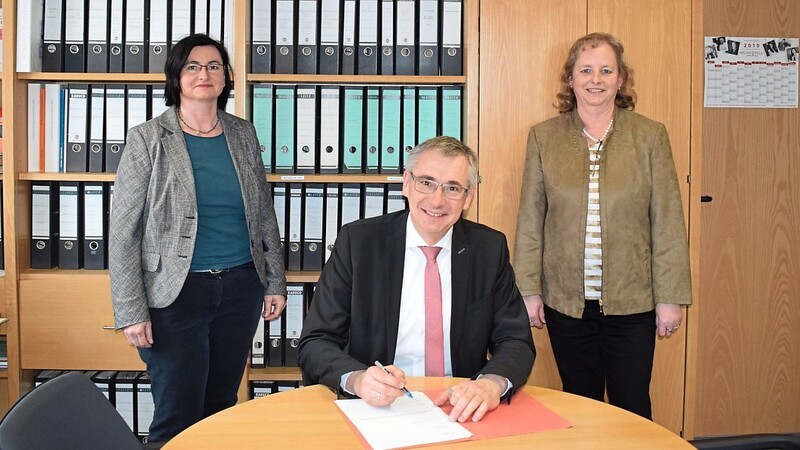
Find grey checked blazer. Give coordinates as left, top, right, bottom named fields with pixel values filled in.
left=109, top=107, right=287, bottom=329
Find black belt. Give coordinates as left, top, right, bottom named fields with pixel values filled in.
left=192, top=268, right=230, bottom=274
left=191, top=261, right=255, bottom=274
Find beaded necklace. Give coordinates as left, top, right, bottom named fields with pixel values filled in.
left=582, top=117, right=614, bottom=145
left=583, top=118, right=613, bottom=177
left=178, top=108, right=220, bottom=135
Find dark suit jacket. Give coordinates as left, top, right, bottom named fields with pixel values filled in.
left=298, top=211, right=535, bottom=395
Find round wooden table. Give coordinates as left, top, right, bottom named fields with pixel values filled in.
left=164, top=377, right=694, bottom=449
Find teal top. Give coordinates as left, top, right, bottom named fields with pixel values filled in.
left=184, top=132, right=252, bottom=271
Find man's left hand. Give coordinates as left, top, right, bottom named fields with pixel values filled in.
left=433, top=375, right=505, bottom=422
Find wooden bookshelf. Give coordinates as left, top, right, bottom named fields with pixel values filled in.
left=0, top=0, right=477, bottom=407
left=248, top=367, right=302, bottom=382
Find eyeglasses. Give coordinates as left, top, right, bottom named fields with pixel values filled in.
left=182, top=62, right=225, bottom=73
left=409, top=172, right=470, bottom=200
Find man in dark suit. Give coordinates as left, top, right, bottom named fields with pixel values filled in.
left=299, top=136, right=535, bottom=423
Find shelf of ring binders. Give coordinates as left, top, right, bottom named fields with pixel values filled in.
left=18, top=174, right=403, bottom=184
left=17, top=73, right=464, bottom=86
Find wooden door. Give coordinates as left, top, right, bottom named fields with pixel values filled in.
left=590, top=0, right=692, bottom=434
left=478, top=0, right=587, bottom=392
left=694, top=0, right=800, bottom=436
left=478, top=0, right=691, bottom=434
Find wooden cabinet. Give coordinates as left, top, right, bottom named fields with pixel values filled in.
left=18, top=273, right=143, bottom=370
left=691, top=0, right=800, bottom=437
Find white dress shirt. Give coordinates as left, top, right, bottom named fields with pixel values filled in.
left=341, top=217, right=453, bottom=390
left=393, top=217, right=454, bottom=376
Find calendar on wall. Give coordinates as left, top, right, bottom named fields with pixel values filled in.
left=704, top=36, right=798, bottom=108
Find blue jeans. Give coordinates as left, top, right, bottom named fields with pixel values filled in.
left=138, top=262, right=263, bottom=442
left=544, top=301, right=656, bottom=419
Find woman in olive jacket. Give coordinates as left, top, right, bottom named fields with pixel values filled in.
left=514, top=33, right=691, bottom=420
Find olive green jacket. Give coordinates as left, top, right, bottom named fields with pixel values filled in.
left=514, top=108, right=691, bottom=318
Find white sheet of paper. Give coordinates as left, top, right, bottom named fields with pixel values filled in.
left=335, top=391, right=472, bottom=450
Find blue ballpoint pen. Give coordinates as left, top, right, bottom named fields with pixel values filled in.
left=374, top=360, right=413, bottom=398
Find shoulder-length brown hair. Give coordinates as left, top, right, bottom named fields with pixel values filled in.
left=555, top=33, right=636, bottom=114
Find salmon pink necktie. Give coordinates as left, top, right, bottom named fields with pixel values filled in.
left=420, top=246, right=444, bottom=376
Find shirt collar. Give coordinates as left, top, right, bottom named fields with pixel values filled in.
left=405, top=216, right=453, bottom=252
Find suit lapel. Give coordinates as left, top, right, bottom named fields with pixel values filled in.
left=218, top=113, right=255, bottom=208
left=160, top=110, right=197, bottom=206
left=449, top=220, right=470, bottom=367
left=385, top=212, right=409, bottom=360
left=219, top=113, right=248, bottom=177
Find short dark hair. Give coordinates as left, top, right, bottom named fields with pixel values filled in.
left=406, top=136, right=479, bottom=188
left=163, top=34, right=233, bottom=110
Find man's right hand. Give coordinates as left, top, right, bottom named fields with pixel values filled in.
left=523, top=295, right=546, bottom=329
left=122, top=321, right=153, bottom=348
left=349, top=365, right=408, bottom=406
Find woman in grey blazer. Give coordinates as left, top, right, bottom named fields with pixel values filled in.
left=109, top=34, right=287, bottom=443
